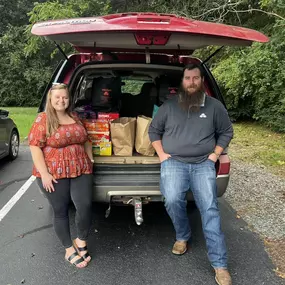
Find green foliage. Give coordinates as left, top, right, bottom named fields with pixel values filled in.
left=0, top=25, right=54, bottom=106
left=0, top=0, right=111, bottom=107
left=0, top=0, right=35, bottom=35
left=230, top=122, right=285, bottom=176
left=121, top=80, right=149, bottom=95
left=25, top=0, right=111, bottom=56
left=213, top=20, right=285, bottom=132
left=0, top=107, right=38, bottom=140
left=0, top=0, right=284, bottom=132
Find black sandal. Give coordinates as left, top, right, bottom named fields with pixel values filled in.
left=73, top=240, right=91, bottom=262
left=65, top=251, right=87, bottom=268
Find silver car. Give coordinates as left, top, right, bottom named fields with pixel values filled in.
left=0, top=109, right=19, bottom=160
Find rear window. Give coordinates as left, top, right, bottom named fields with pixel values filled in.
left=68, top=64, right=221, bottom=115
left=121, top=79, right=153, bottom=95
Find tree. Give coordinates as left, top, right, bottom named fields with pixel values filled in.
left=0, top=0, right=45, bottom=35
left=0, top=0, right=111, bottom=107
left=25, top=0, right=111, bottom=56
left=1, top=0, right=284, bottom=132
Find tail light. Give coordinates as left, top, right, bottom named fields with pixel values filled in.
left=217, top=154, right=230, bottom=175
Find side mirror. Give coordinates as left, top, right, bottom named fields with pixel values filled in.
left=0, top=109, right=9, bottom=117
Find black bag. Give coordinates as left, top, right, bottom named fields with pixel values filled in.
left=158, top=76, right=178, bottom=105
left=91, top=77, right=122, bottom=112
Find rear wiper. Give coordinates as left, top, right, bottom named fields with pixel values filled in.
left=202, top=46, right=224, bottom=64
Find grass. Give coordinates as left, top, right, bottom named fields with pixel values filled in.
left=230, top=122, right=285, bottom=177
left=1, top=107, right=285, bottom=177
left=1, top=107, right=38, bottom=141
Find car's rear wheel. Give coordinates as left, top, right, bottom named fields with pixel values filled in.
left=8, top=129, right=19, bottom=160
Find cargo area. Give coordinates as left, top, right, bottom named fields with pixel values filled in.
left=63, top=63, right=229, bottom=206
left=71, top=64, right=184, bottom=163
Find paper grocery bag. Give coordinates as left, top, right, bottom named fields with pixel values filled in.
left=135, top=115, right=155, bottom=156
left=110, top=117, right=136, bottom=156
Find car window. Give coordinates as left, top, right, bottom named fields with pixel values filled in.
left=122, top=80, right=152, bottom=95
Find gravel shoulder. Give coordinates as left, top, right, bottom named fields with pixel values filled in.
left=225, top=160, right=285, bottom=278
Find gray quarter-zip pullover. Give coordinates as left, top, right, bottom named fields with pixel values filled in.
left=148, top=95, right=233, bottom=163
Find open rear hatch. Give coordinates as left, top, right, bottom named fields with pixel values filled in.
left=31, top=12, right=269, bottom=55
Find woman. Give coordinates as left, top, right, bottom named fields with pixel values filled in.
left=29, top=83, right=94, bottom=268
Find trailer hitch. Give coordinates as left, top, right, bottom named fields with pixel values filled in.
left=105, top=192, right=155, bottom=226
left=128, top=198, right=144, bottom=226
left=105, top=196, right=144, bottom=225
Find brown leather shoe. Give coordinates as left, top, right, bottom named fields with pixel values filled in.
left=172, top=240, right=187, bottom=255
left=215, top=268, right=232, bottom=285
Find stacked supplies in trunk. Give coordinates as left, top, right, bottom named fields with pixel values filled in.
left=81, top=111, right=155, bottom=157
left=110, top=115, right=155, bottom=157
left=83, top=112, right=119, bottom=156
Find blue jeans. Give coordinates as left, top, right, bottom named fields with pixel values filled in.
left=160, top=158, right=227, bottom=268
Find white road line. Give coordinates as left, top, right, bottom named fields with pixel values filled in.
left=0, top=175, right=36, bottom=222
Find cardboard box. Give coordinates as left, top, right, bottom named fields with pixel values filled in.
left=88, top=132, right=110, bottom=144
left=97, top=112, right=119, bottom=122
left=83, top=119, right=109, bottom=132
left=92, top=142, right=112, bottom=156
left=99, top=142, right=112, bottom=156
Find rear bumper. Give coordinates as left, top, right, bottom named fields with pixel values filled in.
left=92, top=174, right=230, bottom=203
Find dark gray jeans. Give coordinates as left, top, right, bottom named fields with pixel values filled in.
left=37, top=174, right=93, bottom=248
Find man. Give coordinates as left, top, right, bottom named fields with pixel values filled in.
left=148, top=63, right=233, bottom=285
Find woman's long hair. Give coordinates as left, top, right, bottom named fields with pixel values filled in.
left=45, top=84, right=73, bottom=137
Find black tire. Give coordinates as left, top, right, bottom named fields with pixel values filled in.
left=8, top=129, right=19, bottom=160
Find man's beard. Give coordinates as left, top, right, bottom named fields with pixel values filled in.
left=178, top=84, right=205, bottom=113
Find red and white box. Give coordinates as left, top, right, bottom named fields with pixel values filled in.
left=83, top=119, right=109, bottom=132
left=88, top=131, right=110, bottom=144
left=97, top=112, right=119, bottom=122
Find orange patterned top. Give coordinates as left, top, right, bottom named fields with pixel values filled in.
left=28, top=112, right=93, bottom=179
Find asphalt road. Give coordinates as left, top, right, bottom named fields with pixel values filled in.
left=0, top=146, right=283, bottom=285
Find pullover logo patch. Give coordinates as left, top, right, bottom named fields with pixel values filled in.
left=199, top=113, right=207, bottom=118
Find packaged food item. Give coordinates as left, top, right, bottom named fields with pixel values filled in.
left=92, top=146, right=100, bottom=156
left=92, top=142, right=112, bottom=156
left=99, top=142, right=112, bottom=156
left=88, top=132, right=110, bottom=143
left=89, top=112, right=97, bottom=119
left=83, top=115, right=115, bottom=156
left=97, top=112, right=119, bottom=122
left=83, top=119, right=109, bottom=132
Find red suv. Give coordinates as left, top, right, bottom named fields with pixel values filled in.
left=31, top=13, right=268, bottom=224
